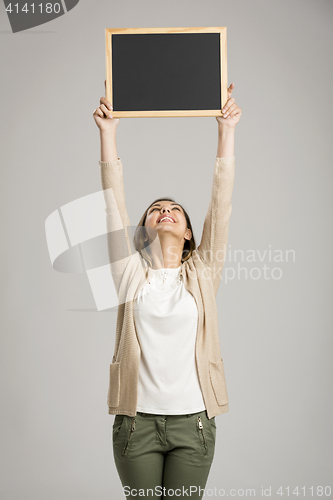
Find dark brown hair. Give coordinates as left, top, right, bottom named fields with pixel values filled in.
left=133, top=197, right=196, bottom=268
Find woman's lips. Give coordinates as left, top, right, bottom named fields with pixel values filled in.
left=157, top=216, right=175, bottom=223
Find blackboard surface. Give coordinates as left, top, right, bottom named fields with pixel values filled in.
left=112, top=33, right=221, bottom=112
left=105, top=27, right=228, bottom=117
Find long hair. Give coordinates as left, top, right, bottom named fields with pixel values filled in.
left=133, top=197, right=196, bottom=268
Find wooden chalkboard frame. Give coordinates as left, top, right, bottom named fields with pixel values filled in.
left=105, top=26, right=228, bottom=117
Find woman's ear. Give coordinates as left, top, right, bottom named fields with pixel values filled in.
left=184, top=228, right=192, bottom=241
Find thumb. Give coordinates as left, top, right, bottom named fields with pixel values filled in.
left=227, top=83, right=235, bottom=97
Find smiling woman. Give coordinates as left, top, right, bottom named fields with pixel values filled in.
left=133, top=197, right=197, bottom=269
left=93, top=81, right=241, bottom=500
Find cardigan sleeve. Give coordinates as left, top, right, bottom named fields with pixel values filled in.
left=196, top=156, right=236, bottom=295
left=99, top=158, right=135, bottom=296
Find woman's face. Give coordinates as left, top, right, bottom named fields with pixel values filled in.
left=144, top=200, right=191, bottom=242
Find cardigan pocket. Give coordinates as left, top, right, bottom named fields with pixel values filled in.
left=209, top=358, right=229, bottom=406
left=107, top=362, right=120, bottom=407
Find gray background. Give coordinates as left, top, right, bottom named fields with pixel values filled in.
left=1, top=0, right=332, bottom=499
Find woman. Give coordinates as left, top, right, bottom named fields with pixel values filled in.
left=93, top=83, right=242, bottom=499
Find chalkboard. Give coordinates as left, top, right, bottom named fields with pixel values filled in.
left=105, top=27, right=228, bottom=118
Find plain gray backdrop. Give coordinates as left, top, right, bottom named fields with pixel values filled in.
left=1, top=0, right=332, bottom=499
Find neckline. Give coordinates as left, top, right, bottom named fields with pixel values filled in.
left=149, top=265, right=181, bottom=272
left=147, top=265, right=182, bottom=291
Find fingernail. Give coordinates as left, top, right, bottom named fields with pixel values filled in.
left=222, top=108, right=225, bottom=113
left=109, top=114, right=113, bottom=118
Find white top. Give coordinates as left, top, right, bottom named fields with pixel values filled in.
left=133, top=265, right=206, bottom=414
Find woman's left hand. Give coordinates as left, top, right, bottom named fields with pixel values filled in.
left=216, top=83, right=242, bottom=128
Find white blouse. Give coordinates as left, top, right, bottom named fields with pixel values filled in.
left=133, top=265, right=206, bottom=414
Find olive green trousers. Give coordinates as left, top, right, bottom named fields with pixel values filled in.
left=112, top=409, right=216, bottom=499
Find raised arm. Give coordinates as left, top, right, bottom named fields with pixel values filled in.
left=196, top=83, right=242, bottom=295
left=93, top=88, right=135, bottom=296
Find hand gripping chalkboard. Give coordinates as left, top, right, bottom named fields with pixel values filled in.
left=105, top=27, right=228, bottom=118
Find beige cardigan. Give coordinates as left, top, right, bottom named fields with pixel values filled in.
left=100, top=156, right=235, bottom=419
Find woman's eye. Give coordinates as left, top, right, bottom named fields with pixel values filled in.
left=173, top=207, right=180, bottom=211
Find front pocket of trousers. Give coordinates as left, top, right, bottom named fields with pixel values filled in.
left=197, top=416, right=208, bottom=455
left=209, top=415, right=216, bottom=428
left=122, top=417, right=136, bottom=456
left=112, top=415, right=125, bottom=443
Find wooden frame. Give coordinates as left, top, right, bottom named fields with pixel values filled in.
left=105, top=26, right=228, bottom=118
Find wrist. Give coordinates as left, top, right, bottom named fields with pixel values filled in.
left=100, top=127, right=117, bottom=139
left=217, top=124, right=235, bottom=136
left=217, top=124, right=235, bottom=158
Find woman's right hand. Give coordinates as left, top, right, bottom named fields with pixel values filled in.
left=93, top=81, right=120, bottom=133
